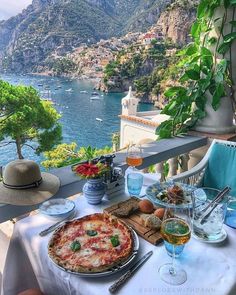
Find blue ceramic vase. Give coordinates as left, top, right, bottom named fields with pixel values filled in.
left=83, top=178, right=106, bottom=205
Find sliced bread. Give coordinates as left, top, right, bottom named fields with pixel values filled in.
left=141, top=214, right=162, bottom=230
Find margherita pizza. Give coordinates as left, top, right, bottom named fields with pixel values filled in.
left=48, top=213, right=134, bottom=273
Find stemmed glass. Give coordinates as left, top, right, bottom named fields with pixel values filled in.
left=126, top=144, right=143, bottom=170
left=159, top=203, right=191, bottom=285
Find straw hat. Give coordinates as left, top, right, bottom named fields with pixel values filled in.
left=0, top=159, right=60, bottom=206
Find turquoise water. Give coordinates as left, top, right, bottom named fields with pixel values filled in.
left=0, top=74, right=155, bottom=166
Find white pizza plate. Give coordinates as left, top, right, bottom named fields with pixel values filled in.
left=48, top=227, right=139, bottom=277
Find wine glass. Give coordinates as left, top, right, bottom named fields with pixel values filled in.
left=159, top=203, right=191, bottom=285
left=126, top=144, right=143, bottom=170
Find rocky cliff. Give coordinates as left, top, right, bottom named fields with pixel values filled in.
left=156, top=0, right=197, bottom=45
left=126, top=0, right=172, bottom=33
left=95, top=0, right=198, bottom=100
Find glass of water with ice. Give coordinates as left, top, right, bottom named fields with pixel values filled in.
left=191, top=188, right=229, bottom=241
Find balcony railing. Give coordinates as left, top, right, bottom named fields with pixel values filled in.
left=0, top=135, right=207, bottom=223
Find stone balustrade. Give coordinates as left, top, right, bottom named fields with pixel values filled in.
left=154, top=153, right=191, bottom=181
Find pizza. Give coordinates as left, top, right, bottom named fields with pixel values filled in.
left=48, top=213, right=134, bottom=273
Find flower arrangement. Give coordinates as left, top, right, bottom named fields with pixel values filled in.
left=74, top=162, right=107, bottom=179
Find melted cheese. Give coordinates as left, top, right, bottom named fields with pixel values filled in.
left=53, top=217, right=132, bottom=269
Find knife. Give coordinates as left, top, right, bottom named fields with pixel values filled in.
left=39, top=212, right=75, bottom=237
left=109, top=251, right=153, bottom=293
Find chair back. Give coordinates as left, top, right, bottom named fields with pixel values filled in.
left=203, top=140, right=236, bottom=197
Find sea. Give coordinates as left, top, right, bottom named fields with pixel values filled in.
left=0, top=74, right=155, bottom=167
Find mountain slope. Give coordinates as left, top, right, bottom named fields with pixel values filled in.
left=0, top=0, right=174, bottom=73
left=0, top=0, right=122, bottom=72
left=125, top=0, right=172, bottom=33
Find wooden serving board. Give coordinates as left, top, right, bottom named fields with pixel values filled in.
left=104, top=197, right=163, bottom=245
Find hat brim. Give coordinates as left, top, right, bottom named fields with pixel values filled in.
left=0, top=172, right=60, bottom=206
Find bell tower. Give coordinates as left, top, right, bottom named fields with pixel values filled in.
left=121, top=86, right=139, bottom=116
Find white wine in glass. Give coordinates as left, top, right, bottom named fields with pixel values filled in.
left=159, top=205, right=191, bottom=285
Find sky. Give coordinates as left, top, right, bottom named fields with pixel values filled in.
left=0, top=0, right=32, bottom=20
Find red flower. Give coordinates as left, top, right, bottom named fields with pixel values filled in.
left=75, top=163, right=105, bottom=179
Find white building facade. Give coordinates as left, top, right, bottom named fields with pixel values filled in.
left=120, top=87, right=169, bottom=148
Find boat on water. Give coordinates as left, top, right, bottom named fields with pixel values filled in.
left=96, top=118, right=103, bottom=122
left=40, top=90, right=51, bottom=95
left=80, top=90, right=88, bottom=94
left=90, top=91, right=103, bottom=100
left=90, top=97, right=103, bottom=101
left=65, top=88, right=73, bottom=92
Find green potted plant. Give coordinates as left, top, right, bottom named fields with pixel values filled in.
left=157, top=0, right=236, bottom=138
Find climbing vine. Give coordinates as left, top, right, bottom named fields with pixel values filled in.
left=157, top=0, right=236, bottom=138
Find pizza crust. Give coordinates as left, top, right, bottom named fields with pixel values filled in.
left=48, top=213, right=134, bottom=273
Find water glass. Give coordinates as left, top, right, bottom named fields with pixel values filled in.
left=127, top=173, right=143, bottom=196
left=191, top=188, right=229, bottom=241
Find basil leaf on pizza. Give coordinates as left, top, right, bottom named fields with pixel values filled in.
left=48, top=213, right=134, bottom=273
left=110, top=235, right=120, bottom=247
left=70, top=240, right=81, bottom=252
left=86, top=230, right=97, bottom=236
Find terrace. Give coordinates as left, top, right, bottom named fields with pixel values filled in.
left=0, top=93, right=236, bottom=294
left=1, top=132, right=236, bottom=295
left=1, top=1, right=236, bottom=294
left=1, top=64, right=236, bottom=295
left=1, top=85, right=236, bottom=293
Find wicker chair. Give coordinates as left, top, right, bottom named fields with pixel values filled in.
left=170, top=139, right=236, bottom=190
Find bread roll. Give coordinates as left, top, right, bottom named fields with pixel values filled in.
left=154, top=208, right=165, bottom=219
left=139, top=199, right=154, bottom=213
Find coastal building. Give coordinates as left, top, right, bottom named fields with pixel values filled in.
left=119, top=88, right=210, bottom=178
left=119, top=87, right=169, bottom=148
left=142, top=33, right=157, bottom=45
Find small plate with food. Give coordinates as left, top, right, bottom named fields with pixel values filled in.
left=145, top=181, right=195, bottom=208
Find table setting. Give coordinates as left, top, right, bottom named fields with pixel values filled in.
left=2, top=189, right=236, bottom=295
left=1, top=154, right=236, bottom=295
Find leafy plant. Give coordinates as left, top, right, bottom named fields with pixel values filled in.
left=157, top=0, right=236, bottom=138
left=82, top=146, right=97, bottom=163
left=42, top=143, right=112, bottom=169
left=0, top=80, right=62, bottom=159
left=111, top=132, right=120, bottom=151
left=51, top=57, right=77, bottom=75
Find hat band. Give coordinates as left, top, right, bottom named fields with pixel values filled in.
left=3, top=177, right=43, bottom=190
